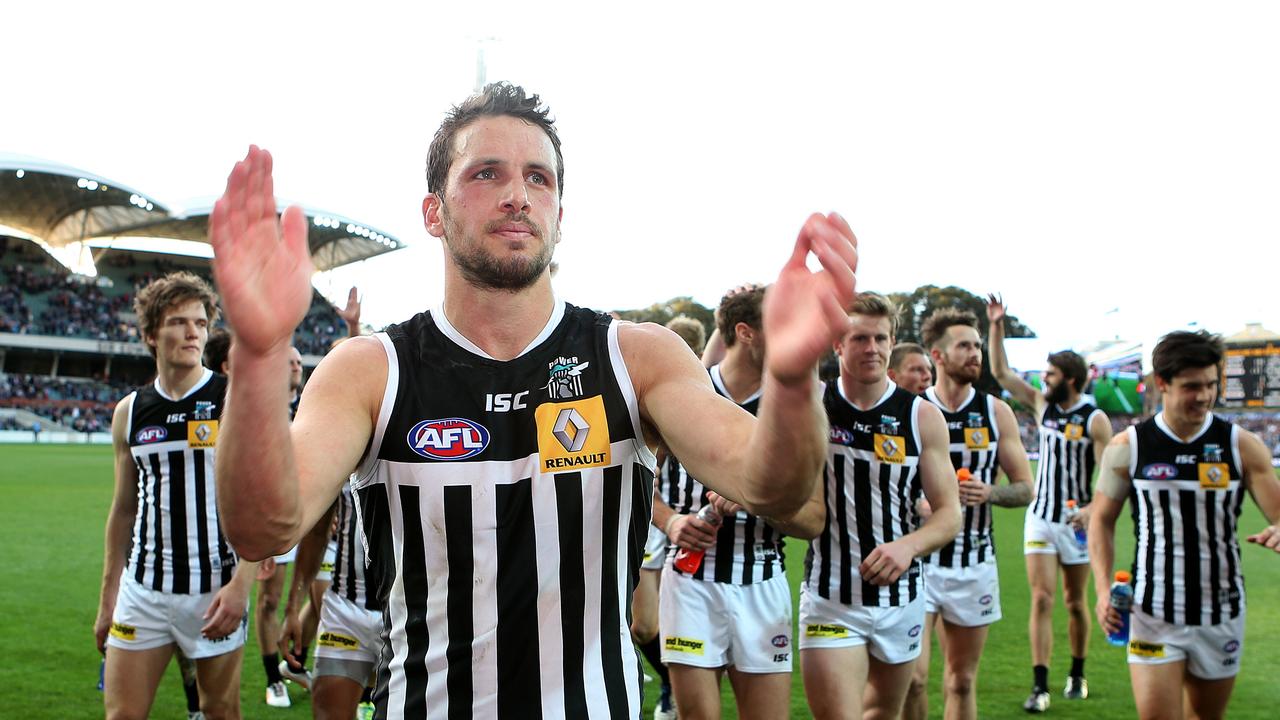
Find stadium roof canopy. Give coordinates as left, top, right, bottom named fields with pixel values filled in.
left=0, top=153, right=404, bottom=272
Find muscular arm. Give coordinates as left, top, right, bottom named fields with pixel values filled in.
left=217, top=337, right=384, bottom=559
left=1240, top=430, right=1280, bottom=551
left=761, top=472, right=827, bottom=540
left=285, top=500, right=338, bottom=616
left=1088, top=434, right=1132, bottom=634
left=986, top=303, right=1042, bottom=412
left=95, top=397, right=138, bottom=653
left=990, top=399, right=1033, bottom=507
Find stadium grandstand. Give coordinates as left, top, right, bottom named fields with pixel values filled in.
left=0, top=153, right=404, bottom=441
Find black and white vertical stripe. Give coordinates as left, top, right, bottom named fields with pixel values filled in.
left=1031, top=400, right=1100, bottom=523
left=805, top=382, right=923, bottom=607
left=1127, top=414, right=1246, bottom=626
left=333, top=482, right=379, bottom=611
left=923, top=388, right=1001, bottom=568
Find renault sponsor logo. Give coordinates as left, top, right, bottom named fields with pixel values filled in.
left=407, top=418, right=490, bottom=461
left=536, top=396, right=611, bottom=471
left=187, top=420, right=219, bottom=448
left=874, top=433, right=906, bottom=463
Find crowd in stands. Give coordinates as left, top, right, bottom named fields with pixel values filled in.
left=0, top=374, right=126, bottom=433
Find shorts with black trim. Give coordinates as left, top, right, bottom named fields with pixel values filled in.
left=107, top=575, right=248, bottom=659
left=659, top=569, right=793, bottom=673
left=1127, top=608, right=1245, bottom=680
left=1023, top=511, right=1089, bottom=565
left=797, top=584, right=925, bottom=664
left=314, top=591, right=383, bottom=678
left=923, top=560, right=1002, bottom=627
left=641, top=522, right=668, bottom=572
left=315, top=539, right=338, bottom=583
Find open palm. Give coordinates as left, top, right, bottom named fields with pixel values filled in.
left=209, top=146, right=314, bottom=354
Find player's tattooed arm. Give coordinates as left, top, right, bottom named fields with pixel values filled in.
left=1240, top=429, right=1280, bottom=552
left=990, top=399, right=1032, bottom=507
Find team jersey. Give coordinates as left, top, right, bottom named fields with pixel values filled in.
left=1127, top=413, right=1246, bottom=625
left=805, top=381, right=924, bottom=607
left=124, top=368, right=236, bottom=594
left=662, top=365, right=786, bottom=585
left=923, top=387, right=1000, bottom=568
left=332, top=482, right=379, bottom=612
left=1032, top=399, right=1102, bottom=522
left=352, top=301, right=655, bottom=720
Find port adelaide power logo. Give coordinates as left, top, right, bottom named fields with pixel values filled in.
left=407, top=418, right=491, bottom=460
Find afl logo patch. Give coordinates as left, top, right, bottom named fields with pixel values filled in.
left=980, top=594, right=993, bottom=606
left=771, top=635, right=789, bottom=648
left=1223, top=640, right=1240, bottom=653
left=135, top=426, right=167, bottom=444
left=407, top=418, right=490, bottom=460
left=1142, top=463, right=1177, bottom=479
left=908, top=624, right=922, bottom=638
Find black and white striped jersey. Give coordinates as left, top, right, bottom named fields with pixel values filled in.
left=1031, top=399, right=1102, bottom=522
left=1127, top=413, right=1246, bottom=625
left=124, top=368, right=236, bottom=594
left=351, top=301, right=655, bottom=720
left=662, top=365, right=786, bottom=585
left=923, top=387, right=1000, bottom=568
left=805, top=381, right=924, bottom=607
left=332, top=482, right=379, bottom=612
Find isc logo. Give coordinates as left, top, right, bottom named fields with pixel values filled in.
left=135, top=426, right=167, bottom=444
left=407, top=418, right=490, bottom=460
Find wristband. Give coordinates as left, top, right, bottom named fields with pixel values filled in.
left=664, top=513, right=681, bottom=539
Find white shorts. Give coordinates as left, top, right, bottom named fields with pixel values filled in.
left=659, top=570, right=793, bottom=673
left=107, top=576, right=248, bottom=659
left=798, top=584, right=925, bottom=664
left=1127, top=608, right=1245, bottom=680
left=273, top=544, right=298, bottom=564
left=316, top=540, right=339, bottom=583
left=314, top=592, right=384, bottom=668
left=923, top=561, right=1002, bottom=627
left=1023, top=512, right=1089, bottom=565
left=641, top=523, right=668, bottom=572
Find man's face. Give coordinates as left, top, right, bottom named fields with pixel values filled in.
left=1158, top=365, right=1219, bottom=423
left=890, top=352, right=933, bottom=394
left=937, top=325, right=983, bottom=385
left=1042, top=364, right=1072, bottom=405
left=836, top=314, right=893, bottom=386
left=288, top=347, right=303, bottom=392
left=425, top=115, right=563, bottom=291
left=147, top=299, right=208, bottom=371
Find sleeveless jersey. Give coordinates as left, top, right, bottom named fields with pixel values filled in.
left=1127, top=413, right=1246, bottom=625
left=351, top=301, right=654, bottom=720
left=125, top=368, right=236, bottom=594
left=663, top=365, right=786, bottom=585
left=806, top=381, right=924, bottom=607
left=1032, top=399, right=1101, bottom=522
left=332, top=482, right=379, bottom=611
left=923, top=387, right=1001, bottom=568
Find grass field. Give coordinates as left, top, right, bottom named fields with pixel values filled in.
left=2, top=443, right=1278, bottom=718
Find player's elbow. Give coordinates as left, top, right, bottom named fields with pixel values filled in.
left=222, top=515, right=299, bottom=562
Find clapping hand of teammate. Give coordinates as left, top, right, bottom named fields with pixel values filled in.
left=957, top=480, right=993, bottom=507
left=859, top=539, right=915, bottom=586
left=338, top=286, right=362, bottom=337
left=209, top=146, right=315, bottom=357
left=666, top=512, right=718, bottom=551
left=1094, top=594, right=1123, bottom=637
left=1246, top=524, right=1280, bottom=552
left=762, top=213, right=858, bottom=385
left=985, top=293, right=1006, bottom=325
left=201, top=584, right=248, bottom=641
left=278, top=609, right=306, bottom=670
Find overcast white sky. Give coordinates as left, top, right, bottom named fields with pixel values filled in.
left=5, top=1, right=1278, bottom=355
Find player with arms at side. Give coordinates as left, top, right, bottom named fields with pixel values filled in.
left=208, top=82, right=858, bottom=718
left=1089, top=330, right=1280, bottom=720
left=987, top=294, right=1112, bottom=712
left=94, top=272, right=258, bottom=720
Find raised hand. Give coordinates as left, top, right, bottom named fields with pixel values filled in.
left=986, top=293, right=1006, bottom=325
left=209, top=146, right=314, bottom=356
left=762, top=213, right=858, bottom=384
left=337, top=286, right=362, bottom=334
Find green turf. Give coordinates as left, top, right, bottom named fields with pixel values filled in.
left=2, top=443, right=1277, bottom=718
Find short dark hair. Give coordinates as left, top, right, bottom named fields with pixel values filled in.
left=921, top=308, right=978, bottom=350
left=1151, top=330, right=1225, bottom=383
left=133, top=272, right=219, bottom=358
left=427, top=82, right=564, bottom=198
left=717, top=284, right=766, bottom=348
left=1047, top=350, right=1089, bottom=393
left=889, top=342, right=928, bottom=372
left=848, top=292, right=901, bottom=338
left=204, top=327, right=232, bottom=372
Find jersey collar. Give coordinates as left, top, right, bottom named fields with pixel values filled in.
left=1154, top=411, right=1213, bottom=445
left=153, top=367, right=213, bottom=402
left=433, top=297, right=566, bottom=361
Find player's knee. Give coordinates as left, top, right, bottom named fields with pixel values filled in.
left=258, top=589, right=281, bottom=615
left=944, top=669, right=976, bottom=698
left=1030, top=588, right=1055, bottom=614
left=1063, top=596, right=1088, bottom=618
left=906, top=673, right=928, bottom=699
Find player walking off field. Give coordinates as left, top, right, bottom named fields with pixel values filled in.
left=901, top=308, right=1033, bottom=720
left=208, top=82, right=858, bottom=718
left=1089, top=330, right=1280, bottom=720
left=95, top=272, right=258, bottom=720
left=779, top=293, right=961, bottom=720
left=986, top=294, right=1112, bottom=712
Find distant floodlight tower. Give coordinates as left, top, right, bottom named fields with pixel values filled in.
left=474, top=36, right=497, bottom=92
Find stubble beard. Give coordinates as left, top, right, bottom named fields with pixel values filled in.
left=442, top=205, right=557, bottom=293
